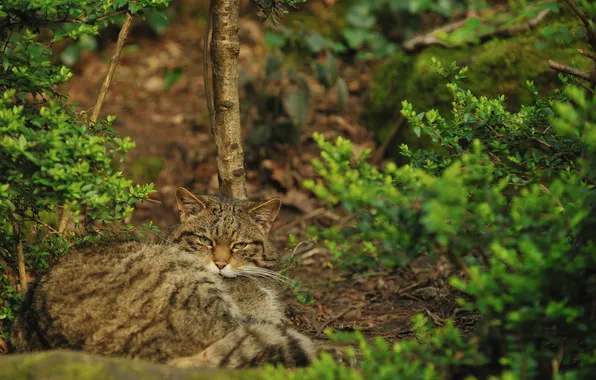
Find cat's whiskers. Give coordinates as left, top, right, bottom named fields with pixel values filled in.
left=236, top=267, right=292, bottom=289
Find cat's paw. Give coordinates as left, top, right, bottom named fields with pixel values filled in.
left=167, top=351, right=210, bottom=368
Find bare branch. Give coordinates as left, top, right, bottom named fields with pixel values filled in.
left=210, top=0, right=247, bottom=199
left=90, top=13, right=134, bottom=125
left=403, top=9, right=550, bottom=52
left=57, top=205, right=69, bottom=234
left=205, top=0, right=215, bottom=135
left=579, top=48, right=596, bottom=62
left=564, top=0, right=596, bottom=52
left=372, top=115, right=405, bottom=164
left=57, top=15, right=134, bottom=236
left=403, top=19, right=467, bottom=51
left=549, top=60, right=595, bottom=84
left=12, top=222, right=27, bottom=293
left=493, top=9, right=550, bottom=37
left=577, top=80, right=595, bottom=94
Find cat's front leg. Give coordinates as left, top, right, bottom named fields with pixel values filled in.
left=167, top=322, right=315, bottom=369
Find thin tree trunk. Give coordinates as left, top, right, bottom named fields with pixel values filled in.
left=12, top=221, right=27, bottom=293
left=209, top=0, right=247, bottom=200
left=90, top=13, right=134, bottom=125
left=57, top=14, right=134, bottom=234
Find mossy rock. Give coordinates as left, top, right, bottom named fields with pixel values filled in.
left=368, top=12, right=593, bottom=160
left=0, top=350, right=261, bottom=380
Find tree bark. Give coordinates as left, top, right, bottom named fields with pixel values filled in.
left=209, top=0, right=247, bottom=200
left=0, top=350, right=261, bottom=379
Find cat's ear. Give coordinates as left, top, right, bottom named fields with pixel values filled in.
left=176, top=187, right=209, bottom=219
left=248, top=198, right=281, bottom=233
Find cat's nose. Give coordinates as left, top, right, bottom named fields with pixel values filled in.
left=214, top=261, right=228, bottom=270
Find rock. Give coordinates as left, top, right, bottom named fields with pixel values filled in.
left=0, top=350, right=260, bottom=379
left=368, top=12, right=592, bottom=160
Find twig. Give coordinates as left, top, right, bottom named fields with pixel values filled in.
left=492, top=9, right=550, bottom=37
left=564, top=0, right=596, bottom=52
left=579, top=48, right=596, bottom=62
left=539, top=184, right=566, bottom=211
left=25, top=216, right=59, bottom=235
left=58, top=14, right=134, bottom=235
left=548, top=60, right=595, bottom=84
left=204, top=0, right=215, bottom=136
left=89, top=13, right=134, bottom=125
left=372, top=115, right=405, bottom=164
left=12, top=223, right=28, bottom=293
left=278, top=240, right=315, bottom=274
left=552, top=345, right=566, bottom=375
left=57, top=205, right=69, bottom=234
left=277, top=207, right=327, bottom=233
left=425, top=309, right=444, bottom=326
left=401, top=293, right=423, bottom=302
left=403, top=18, right=468, bottom=51
left=396, top=281, right=423, bottom=295
left=141, top=198, right=163, bottom=205
left=290, top=240, right=315, bottom=258
left=577, top=80, right=595, bottom=94
left=442, top=247, right=470, bottom=277
left=403, top=9, right=550, bottom=52
left=315, top=307, right=356, bottom=337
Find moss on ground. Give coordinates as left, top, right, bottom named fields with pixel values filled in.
left=368, top=11, right=593, bottom=159
left=0, top=350, right=261, bottom=380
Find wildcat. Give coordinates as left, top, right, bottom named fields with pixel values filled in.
left=10, top=187, right=315, bottom=368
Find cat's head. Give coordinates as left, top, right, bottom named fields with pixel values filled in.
left=168, top=187, right=282, bottom=278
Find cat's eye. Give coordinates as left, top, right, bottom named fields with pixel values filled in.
left=195, top=235, right=213, bottom=247
left=232, top=242, right=249, bottom=250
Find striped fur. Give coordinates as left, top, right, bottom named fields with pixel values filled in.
left=11, top=190, right=315, bottom=368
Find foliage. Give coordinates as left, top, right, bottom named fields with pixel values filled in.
left=253, top=0, right=309, bottom=24
left=243, top=42, right=347, bottom=147
left=296, top=0, right=596, bottom=375
left=58, top=9, right=170, bottom=66
left=300, top=65, right=596, bottom=378
left=242, top=55, right=310, bottom=147
left=0, top=0, right=165, bottom=338
left=305, top=57, right=582, bottom=269
left=264, top=316, right=487, bottom=380
left=369, top=7, right=591, bottom=161
left=400, top=59, right=580, bottom=184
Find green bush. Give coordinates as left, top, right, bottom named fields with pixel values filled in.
left=0, top=0, right=167, bottom=338
left=298, top=68, right=596, bottom=378
left=297, top=0, right=596, bottom=370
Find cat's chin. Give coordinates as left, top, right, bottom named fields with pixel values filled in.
left=219, top=271, right=239, bottom=278
left=206, top=263, right=239, bottom=278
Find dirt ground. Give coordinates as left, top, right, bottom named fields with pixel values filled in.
left=64, top=2, right=471, bottom=353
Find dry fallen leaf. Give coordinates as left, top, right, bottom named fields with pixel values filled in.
left=0, top=337, right=8, bottom=354
left=281, top=189, right=316, bottom=213
left=426, top=309, right=444, bottom=327
left=262, top=159, right=293, bottom=189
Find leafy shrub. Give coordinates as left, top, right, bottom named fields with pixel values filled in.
left=243, top=50, right=347, bottom=147
left=297, top=0, right=596, bottom=370
left=298, top=66, right=596, bottom=378
left=304, top=58, right=582, bottom=270
left=0, top=0, right=166, bottom=338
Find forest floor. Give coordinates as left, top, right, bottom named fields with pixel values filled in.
left=64, top=1, right=473, bottom=357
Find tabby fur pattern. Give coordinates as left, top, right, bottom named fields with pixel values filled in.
left=11, top=188, right=315, bottom=368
